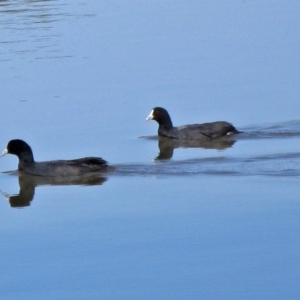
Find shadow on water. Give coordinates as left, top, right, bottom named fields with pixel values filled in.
left=155, top=136, right=236, bottom=160
left=1, top=171, right=107, bottom=208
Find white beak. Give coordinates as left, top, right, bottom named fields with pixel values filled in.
left=0, top=149, right=8, bottom=157
left=146, top=110, right=154, bottom=121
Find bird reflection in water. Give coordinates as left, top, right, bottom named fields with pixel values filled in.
left=156, top=136, right=237, bottom=160
left=1, top=172, right=107, bottom=208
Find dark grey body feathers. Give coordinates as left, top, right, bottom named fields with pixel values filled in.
left=2, top=139, right=112, bottom=177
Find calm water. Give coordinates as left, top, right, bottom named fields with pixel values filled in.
left=1, top=1, right=300, bottom=299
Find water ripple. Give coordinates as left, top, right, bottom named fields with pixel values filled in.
left=0, top=0, right=93, bottom=61
left=113, top=151, right=300, bottom=178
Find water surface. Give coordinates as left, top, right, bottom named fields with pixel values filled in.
left=1, top=1, right=300, bottom=299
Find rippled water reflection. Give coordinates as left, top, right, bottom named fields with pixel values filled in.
left=1, top=0, right=68, bottom=60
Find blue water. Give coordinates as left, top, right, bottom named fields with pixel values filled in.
left=1, top=1, right=300, bottom=299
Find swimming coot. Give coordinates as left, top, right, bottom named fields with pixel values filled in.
left=1, top=139, right=112, bottom=177
left=146, top=107, right=241, bottom=140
